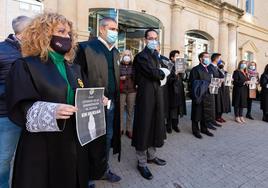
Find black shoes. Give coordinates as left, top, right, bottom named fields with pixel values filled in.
left=173, top=126, right=180, bottom=133
left=193, top=132, right=202, bottom=139
left=147, top=157, right=167, bottom=166
left=207, top=123, right=217, bottom=130
left=246, top=114, right=254, bottom=120
left=101, top=170, right=121, bottom=182
left=137, top=165, right=153, bottom=180
left=166, top=126, right=172, bottom=134
left=201, top=130, right=214, bottom=137
left=212, top=122, right=222, bottom=127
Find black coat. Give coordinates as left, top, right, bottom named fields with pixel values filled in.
left=232, top=70, right=248, bottom=108
left=75, top=39, right=121, bottom=165
left=219, top=69, right=231, bottom=113
left=189, top=63, right=214, bottom=121
left=6, top=57, right=89, bottom=188
left=132, top=47, right=166, bottom=151
left=159, top=55, right=170, bottom=119
left=208, top=64, right=225, bottom=115
left=260, top=73, right=268, bottom=114
left=168, top=67, right=187, bottom=116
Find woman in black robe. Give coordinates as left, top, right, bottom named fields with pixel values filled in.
left=260, top=64, right=268, bottom=122
left=6, top=13, right=106, bottom=188
left=232, top=60, right=249, bottom=124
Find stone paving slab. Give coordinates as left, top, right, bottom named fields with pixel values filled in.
left=96, top=101, right=268, bottom=188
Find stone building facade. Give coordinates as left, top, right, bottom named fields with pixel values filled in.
left=1, top=0, right=268, bottom=72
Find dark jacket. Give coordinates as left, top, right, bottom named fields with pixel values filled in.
left=260, top=73, right=268, bottom=114
left=132, top=47, right=166, bottom=151
left=219, top=69, right=231, bottom=113
left=6, top=56, right=89, bottom=188
left=232, top=70, right=249, bottom=108
left=189, top=63, right=214, bottom=121
left=208, top=64, right=225, bottom=115
left=74, top=39, right=121, bottom=163
left=192, top=80, right=210, bottom=104
left=0, top=34, right=21, bottom=116
left=120, top=63, right=136, bottom=93
left=167, top=67, right=187, bottom=116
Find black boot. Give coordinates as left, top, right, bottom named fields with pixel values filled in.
left=246, top=113, right=254, bottom=120
left=166, top=122, right=172, bottom=134
left=172, top=119, right=180, bottom=133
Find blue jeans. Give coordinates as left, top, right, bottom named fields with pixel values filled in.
left=106, top=100, right=115, bottom=161
left=0, top=117, right=21, bottom=188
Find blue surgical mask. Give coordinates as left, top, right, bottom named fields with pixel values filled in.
left=147, top=40, right=158, bottom=50
left=203, top=58, right=210, bottom=65
left=106, top=30, right=118, bottom=44
left=240, top=64, right=247, bottom=69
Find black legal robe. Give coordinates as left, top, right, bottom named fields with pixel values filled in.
left=260, top=73, right=268, bottom=114
left=189, top=63, right=214, bottom=121
left=6, top=56, right=89, bottom=188
left=167, top=67, right=187, bottom=117
left=132, top=47, right=166, bottom=151
left=232, top=70, right=248, bottom=108
left=75, top=38, right=121, bottom=161
left=208, top=64, right=225, bottom=116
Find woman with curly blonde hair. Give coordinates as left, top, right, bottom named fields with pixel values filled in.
left=6, top=12, right=89, bottom=188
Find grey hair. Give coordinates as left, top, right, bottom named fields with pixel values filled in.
left=99, top=17, right=117, bottom=27
left=12, top=16, right=32, bottom=34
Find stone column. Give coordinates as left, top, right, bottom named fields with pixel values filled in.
left=228, top=23, right=237, bottom=72
left=170, top=1, right=184, bottom=54
left=57, top=0, right=77, bottom=29
left=218, top=21, right=229, bottom=66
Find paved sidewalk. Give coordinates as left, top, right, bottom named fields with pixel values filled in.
left=96, top=101, right=268, bottom=188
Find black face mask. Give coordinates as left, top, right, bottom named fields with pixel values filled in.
left=50, top=35, right=72, bottom=55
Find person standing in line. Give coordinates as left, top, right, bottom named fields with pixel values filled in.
left=246, top=61, right=259, bottom=120
left=208, top=53, right=224, bottom=128
left=188, top=52, right=214, bottom=139
left=166, top=50, right=187, bottom=133
left=260, top=64, right=268, bottom=122
left=132, top=28, right=168, bottom=180
left=0, top=15, right=32, bottom=188
left=6, top=12, right=92, bottom=188
left=119, top=49, right=136, bottom=139
left=217, top=60, right=231, bottom=116
left=74, top=17, right=121, bottom=187
left=232, top=60, right=250, bottom=123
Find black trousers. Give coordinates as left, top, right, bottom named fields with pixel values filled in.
left=247, top=98, right=252, bottom=115
left=192, top=120, right=207, bottom=134
left=234, top=107, right=243, bottom=117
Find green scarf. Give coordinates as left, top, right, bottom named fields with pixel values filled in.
left=48, top=51, right=74, bottom=105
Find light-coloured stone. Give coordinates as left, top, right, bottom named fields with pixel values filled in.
left=1, top=0, right=268, bottom=72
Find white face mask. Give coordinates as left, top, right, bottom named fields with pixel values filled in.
left=123, top=55, right=131, bottom=62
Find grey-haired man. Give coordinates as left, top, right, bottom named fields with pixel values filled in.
left=0, top=15, right=32, bottom=188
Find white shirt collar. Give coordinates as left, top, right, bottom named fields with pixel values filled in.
left=212, top=63, right=218, bottom=67
left=98, top=36, right=114, bottom=51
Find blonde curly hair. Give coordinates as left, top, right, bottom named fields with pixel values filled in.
left=21, top=12, right=77, bottom=62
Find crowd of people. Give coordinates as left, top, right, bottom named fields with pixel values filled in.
left=0, top=12, right=267, bottom=188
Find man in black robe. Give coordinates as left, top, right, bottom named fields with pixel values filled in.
left=74, top=17, right=121, bottom=185
left=189, top=52, right=214, bottom=139
left=166, top=50, right=187, bottom=133
left=208, top=53, right=224, bottom=128
left=132, top=29, right=168, bottom=180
